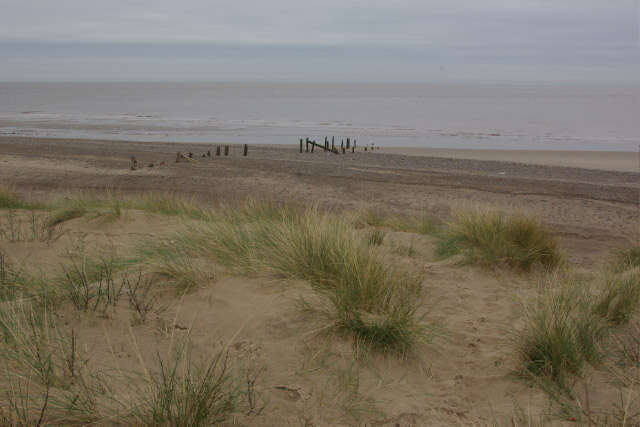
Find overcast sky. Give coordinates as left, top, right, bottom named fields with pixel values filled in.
left=1, top=0, right=638, bottom=83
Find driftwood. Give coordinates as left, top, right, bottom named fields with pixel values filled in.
left=175, top=152, right=192, bottom=163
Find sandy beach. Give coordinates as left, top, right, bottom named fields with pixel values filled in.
left=2, top=135, right=640, bottom=424
left=2, top=136, right=638, bottom=264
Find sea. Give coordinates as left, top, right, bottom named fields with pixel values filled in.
left=0, top=82, right=638, bottom=151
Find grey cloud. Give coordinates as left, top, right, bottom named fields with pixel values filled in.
left=0, top=0, right=638, bottom=82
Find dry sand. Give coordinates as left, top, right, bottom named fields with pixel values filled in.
left=1, top=208, right=545, bottom=425
left=383, top=146, right=640, bottom=172
left=1, top=136, right=640, bottom=424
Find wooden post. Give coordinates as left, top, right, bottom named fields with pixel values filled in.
left=364, top=146, right=367, bottom=152
left=207, top=150, right=211, bottom=157
left=300, top=138, right=303, bottom=153
left=342, top=146, right=345, bottom=154
left=352, top=145, right=355, bottom=153
left=243, top=144, right=248, bottom=156
left=224, top=145, right=229, bottom=156
left=332, top=136, right=335, bottom=151
left=354, top=139, right=357, bottom=150
left=130, top=156, right=137, bottom=170
left=216, top=146, right=221, bottom=156
left=324, top=137, right=328, bottom=150
left=311, top=140, right=315, bottom=153
left=346, top=138, right=350, bottom=149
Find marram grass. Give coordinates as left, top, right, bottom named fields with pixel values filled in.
left=517, top=277, right=605, bottom=385
left=593, top=267, right=640, bottom=325
left=436, top=210, right=562, bottom=271
left=610, top=246, right=640, bottom=273
left=158, top=203, right=427, bottom=355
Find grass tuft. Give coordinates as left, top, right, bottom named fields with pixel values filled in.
left=354, top=208, right=387, bottom=229
left=46, top=205, right=87, bottom=227
left=611, top=246, right=640, bottom=273
left=365, top=229, right=386, bottom=246
left=0, top=186, right=25, bottom=209
left=133, top=340, right=236, bottom=426
left=436, top=210, right=562, bottom=271
left=169, top=203, right=427, bottom=355
left=517, top=277, right=605, bottom=385
left=140, top=241, right=214, bottom=293
left=0, top=252, right=49, bottom=304
left=593, top=267, right=640, bottom=325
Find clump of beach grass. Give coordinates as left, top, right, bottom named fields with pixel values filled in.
left=0, top=300, right=112, bottom=425
left=436, top=210, right=562, bottom=271
left=139, top=240, right=214, bottom=293
left=365, top=229, right=386, bottom=246
left=610, top=246, right=640, bottom=273
left=354, top=208, right=387, bottom=229
left=0, top=210, right=60, bottom=243
left=0, top=298, right=240, bottom=425
left=0, top=186, right=25, bottom=209
left=131, top=339, right=237, bottom=426
left=517, top=275, right=606, bottom=385
left=0, top=252, right=49, bottom=304
left=0, top=186, right=46, bottom=210
left=47, top=191, right=213, bottom=222
left=164, top=203, right=426, bottom=355
left=46, top=204, right=88, bottom=227
left=593, top=267, right=640, bottom=326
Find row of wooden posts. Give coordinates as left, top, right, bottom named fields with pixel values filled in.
left=176, top=144, right=248, bottom=162
left=130, top=144, right=249, bottom=170
left=299, top=137, right=378, bottom=154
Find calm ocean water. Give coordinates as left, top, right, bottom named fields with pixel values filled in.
left=0, top=82, right=638, bottom=151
